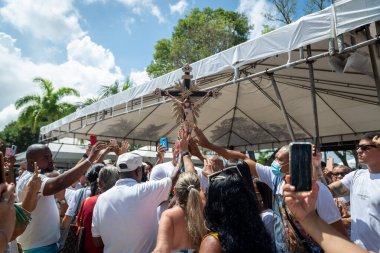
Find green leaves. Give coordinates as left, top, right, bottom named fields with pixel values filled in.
left=14, top=77, right=80, bottom=134
left=147, top=7, right=252, bottom=78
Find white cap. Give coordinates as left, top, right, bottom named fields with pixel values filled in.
left=116, top=153, right=142, bottom=172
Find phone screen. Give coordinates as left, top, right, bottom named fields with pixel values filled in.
left=5, top=147, right=11, bottom=157
left=290, top=142, right=312, bottom=191
left=109, top=139, right=117, bottom=146
left=11, top=145, right=17, bottom=156
left=159, top=137, right=169, bottom=151
left=90, top=135, right=97, bottom=146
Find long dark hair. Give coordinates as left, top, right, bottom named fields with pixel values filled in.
left=204, top=168, right=273, bottom=253
left=86, top=163, right=104, bottom=196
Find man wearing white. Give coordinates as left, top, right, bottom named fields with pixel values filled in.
left=329, top=132, right=380, bottom=252
left=16, top=142, right=105, bottom=253
left=92, top=153, right=180, bottom=253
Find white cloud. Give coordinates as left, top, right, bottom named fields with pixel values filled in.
left=0, top=32, right=124, bottom=129
left=67, top=36, right=117, bottom=71
left=117, top=0, right=165, bottom=23
left=170, top=0, right=188, bottom=15
left=124, top=17, right=136, bottom=34
left=130, top=69, right=151, bottom=86
left=237, top=0, right=278, bottom=39
left=0, top=104, right=19, bottom=130
left=0, top=0, right=85, bottom=44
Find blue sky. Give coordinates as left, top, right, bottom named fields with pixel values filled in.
left=0, top=0, right=311, bottom=130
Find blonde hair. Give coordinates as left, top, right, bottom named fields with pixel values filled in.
left=175, top=172, right=206, bottom=249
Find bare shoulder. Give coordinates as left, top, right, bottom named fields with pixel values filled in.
left=199, top=234, right=222, bottom=253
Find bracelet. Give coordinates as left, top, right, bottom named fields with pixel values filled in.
left=84, top=158, right=93, bottom=166
left=82, top=154, right=89, bottom=158
left=182, top=151, right=191, bottom=157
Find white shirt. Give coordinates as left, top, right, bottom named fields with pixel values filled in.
left=150, top=161, right=208, bottom=191
left=92, top=177, right=172, bottom=253
left=65, top=187, right=91, bottom=217
left=261, top=209, right=274, bottom=240
left=256, top=163, right=341, bottom=224
left=16, top=171, right=60, bottom=250
left=341, top=169, right=380, bottom=251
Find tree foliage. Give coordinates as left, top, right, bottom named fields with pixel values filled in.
left=147, top=8, right=252, bottom=78
left=0, top=121, right=39, bottom=153
left=304, top=0, right=331, bottom=14
left=264, top=0, right=297, bottom=25
left=15, top=77, right=80, bottom=133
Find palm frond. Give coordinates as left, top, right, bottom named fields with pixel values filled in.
left=14, top=95, right=40, bottom=109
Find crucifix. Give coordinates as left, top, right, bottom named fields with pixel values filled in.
left=154, top=64, right=219, bottom=133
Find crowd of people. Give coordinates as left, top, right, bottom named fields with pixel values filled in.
left=0, top=129, right=379, bottom=253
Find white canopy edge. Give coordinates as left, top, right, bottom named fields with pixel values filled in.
left=40, top=0, right=380, bottom=136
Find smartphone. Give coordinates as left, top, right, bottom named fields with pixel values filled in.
left=109, top=139, right=117, bottom=146
left=289, top=142, right=312, bottom=191
left=11, top=145, right=17, bottom=156
left=90, top=135, right=97, bottom=146
left=5, top=147, right=11, bottom=157
left=159, top=137, right=169, bottom=151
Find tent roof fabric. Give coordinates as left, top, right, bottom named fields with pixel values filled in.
left=41, top=0, right=380, bottom=150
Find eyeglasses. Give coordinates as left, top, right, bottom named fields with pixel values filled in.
left=357, top=144, right=378, bottom=151
left=332, top=172, right=349, bottom=177
left=208, top=166, right=242, bottom=184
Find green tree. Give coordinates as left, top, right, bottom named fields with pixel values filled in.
left=15, top=77, right=80, bottom=133
left=261, top=24, right=276, bottom=34
left=147, top=8, right=252, bottom=78
left=264, top=0, right=297, bottom=25
left=304, top=0, right=331, bottom=14
left=0, top=121, right=39, bottom=153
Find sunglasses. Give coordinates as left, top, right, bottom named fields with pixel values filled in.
left=357, top=144, right=378, bottom=151
left=208, top=166, right=242, bottom=184
left=332, top=172, right=348, bottom=177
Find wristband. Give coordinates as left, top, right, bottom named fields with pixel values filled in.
left=82, top=154, right=89, bottom=158
left=84, top=158, right=93, bottom=166
left=182, top=151, right=191, bottom=157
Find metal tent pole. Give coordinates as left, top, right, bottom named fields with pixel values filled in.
left=268, top=73, right=295, bottom=141
left=365, top=25, right=380, bottom=105
left=307, top=45, right=321, bottom=149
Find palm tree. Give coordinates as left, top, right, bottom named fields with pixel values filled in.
left=99, top=77, right=134, bottom=99
left=15, top=77, right=80, bottom=133
left=76, top=97, right=101, bottom=108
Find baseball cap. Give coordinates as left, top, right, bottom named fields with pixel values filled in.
left=116, top=153, right=143, bottom=172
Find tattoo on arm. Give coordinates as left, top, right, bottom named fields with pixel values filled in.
left=329, top=182, right=349, bottom=198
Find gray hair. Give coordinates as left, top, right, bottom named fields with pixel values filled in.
left=99, top=165, right=119, bottom=192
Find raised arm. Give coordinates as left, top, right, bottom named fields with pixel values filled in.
left=328, top=181, right=350, bottom=198
left=193, top=127, right=258, bottom=177
left=43, top=142, right=106, bottom=196
left=164, top=90, right=183, bottom=105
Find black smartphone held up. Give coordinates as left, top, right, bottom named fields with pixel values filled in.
left=289, top=142, right=313, bottom=192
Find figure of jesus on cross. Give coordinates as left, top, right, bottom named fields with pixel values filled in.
left=155, top=64, right=219, bottom=134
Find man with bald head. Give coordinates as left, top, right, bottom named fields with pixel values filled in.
left=194, top=127, right=346, bottom=253
left=16, top=142, right=105, bottom=253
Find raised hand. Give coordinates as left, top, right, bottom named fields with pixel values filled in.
left=193, top=126, right=210, bottom=148
left=312, top=145, right=322, bottom=168
left=88, top=142, right=108, bottom=162
left=27, top=163, right=42, bottom=194
left=119, top=140, right=130, bottom=155
left=188, top=137, right=204, bottom=160
left=283, top=175, right=319, bottom=222
left=179, top=132, right=190, bottom=152
left=156, top=144, right=166, bottom=161
left=373, top=135, right=380, bottom=147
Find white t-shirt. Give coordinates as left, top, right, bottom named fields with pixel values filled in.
left=64, top=186, right=76, bottom=204
left=65, top=187, right=91, bottom=217
left=341, top=169, right=380, bottom=251
left=150, top=161, right=208, bottom=191
left=16, top=171, right=60, bottom=250
left=92, top=177, right=172, bottom=253
left=256, top=163, right=341, bottom=224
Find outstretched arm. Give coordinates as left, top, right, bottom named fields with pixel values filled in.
left=43, top=142, right=107, bottom=196
left=283, top=178, right=368, bottom=253
left=193, top=127, right=258, bottom=177
left=328, top=181, right=350, bottom=198
left=164, top=90, right=183, bottom=106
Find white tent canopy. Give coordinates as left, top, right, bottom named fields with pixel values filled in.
left=41, top=0, right=380, bottom=151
